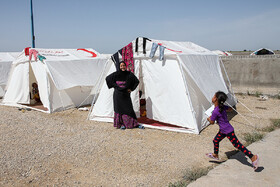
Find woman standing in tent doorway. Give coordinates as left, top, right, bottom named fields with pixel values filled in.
left=206, top=91, right=259, bottom=171
left=106, top=61, right=144, bottom=130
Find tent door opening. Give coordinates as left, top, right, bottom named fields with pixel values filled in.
left=22, top=63, right=48, bottom=111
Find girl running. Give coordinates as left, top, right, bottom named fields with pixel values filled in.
left=206, top=91, right=259, bottom=170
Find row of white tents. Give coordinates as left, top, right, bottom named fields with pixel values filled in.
left=0, top=38, right=237, bottom=134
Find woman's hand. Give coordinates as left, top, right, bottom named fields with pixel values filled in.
left=127, top=89, right=132, bottom=93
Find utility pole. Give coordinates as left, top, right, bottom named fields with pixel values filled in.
left=30, top=0, right=35, bottom=48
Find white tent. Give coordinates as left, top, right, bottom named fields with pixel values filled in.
left=89, top=38, right=237, bottom=134
left=2, top=48, right=109, bottom=113
left=212, top=50, right=232, bottom=56
left=0, top=52, right=20, bottom=97
left=250, top=48, right=275, bottom=55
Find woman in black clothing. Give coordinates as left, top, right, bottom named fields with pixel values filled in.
left=106, top=61, right=143, bottom=130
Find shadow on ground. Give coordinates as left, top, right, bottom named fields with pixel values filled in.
left=225, top=150, right=264, bottom=172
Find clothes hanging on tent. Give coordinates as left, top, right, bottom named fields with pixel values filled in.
left=38, top=55, right=46, bottom=62
left=111, top=49, right=122, bottom=71
left=29, top=49, right=39, bottom=61
left=149, top=43, right=166, bottom=61
left=106, top=70, right=139, bottom=129
left=135, top=37, right=152, bottom=54
left=122, top=43, right=134, bottom=72
left=159, top=45, right=166, bottom=61
left=25, top=47, right=31, bottom=56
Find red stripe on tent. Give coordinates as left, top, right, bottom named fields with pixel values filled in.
left=158, top=43, right=182, bottom=53
left=77, top=48, right=97, bottom=57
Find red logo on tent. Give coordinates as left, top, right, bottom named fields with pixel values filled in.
left=77, top=48, right=97, bottom=57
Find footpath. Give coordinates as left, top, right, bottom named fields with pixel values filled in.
left=188, top=128, right=280, bottom=187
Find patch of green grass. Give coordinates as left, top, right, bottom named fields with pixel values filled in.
left=168, top=181, right=188, bottom=187
left=243, top=132, right=264, bottom=144
left=261, top=119, right=280, bottom=132
left=261, top=126, right=275, bottom=132
left=168, top=166, right=213, bottom=187
left=254, top=91, right=262, bottom=97
left=272, top=119, right=280, bottom=128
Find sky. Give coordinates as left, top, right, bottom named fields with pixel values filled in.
left=0, top=0, right=279, bottom=53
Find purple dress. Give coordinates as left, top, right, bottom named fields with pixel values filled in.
left=210, top=106, right=234, bottom=134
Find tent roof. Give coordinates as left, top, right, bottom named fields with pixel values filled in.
left=250, top=48, right=275, bottom=55
left=131, top=38, right=216, bottom=56
left=11, top=48, right=109, bottom=90
left=0, top=52, right=20, bottom=62
left=13, top=48, right=102, bottom=65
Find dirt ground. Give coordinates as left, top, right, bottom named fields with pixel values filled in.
left=0, top=94, right=280, bottom=186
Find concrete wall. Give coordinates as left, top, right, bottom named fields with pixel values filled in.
left=221, top=56, right=280, bottom=95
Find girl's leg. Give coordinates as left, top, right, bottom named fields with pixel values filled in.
left=226, top=131, right=254, bottom=159
left=213, top=131, right=226, bottom=155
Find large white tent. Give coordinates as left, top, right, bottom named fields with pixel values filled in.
left=89, top=38, right=237, bottom=134
left=0, top=52, right=20, bottom=97
left=2, top=48, right=109, bottom=113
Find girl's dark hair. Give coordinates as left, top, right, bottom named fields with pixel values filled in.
left=215, top=91, right=228, bottom=113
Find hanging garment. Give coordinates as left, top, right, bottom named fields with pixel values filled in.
left=29, top=49, right=39, bottom=61
left=149, top=43, right=158, bottom=58
left=25, top=47, right=31, bottom=56
left=111, top=49, right=122, bottom=71
left=122, top=43, right=134, bottom=72
left=159, top=45, right=166, bottom=61
left=135, top=37, right=152, bottom=54
left=149, top=43, right=166, bottom=61
left=38, top=55, right=46, bottom=62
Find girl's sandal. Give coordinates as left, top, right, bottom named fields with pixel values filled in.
left=206, top=153, right=219, bottom=160
left=252, top=154, right=259, bottom=171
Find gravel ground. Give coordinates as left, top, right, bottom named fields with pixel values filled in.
left=0, top=95, right=280, bottom=186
